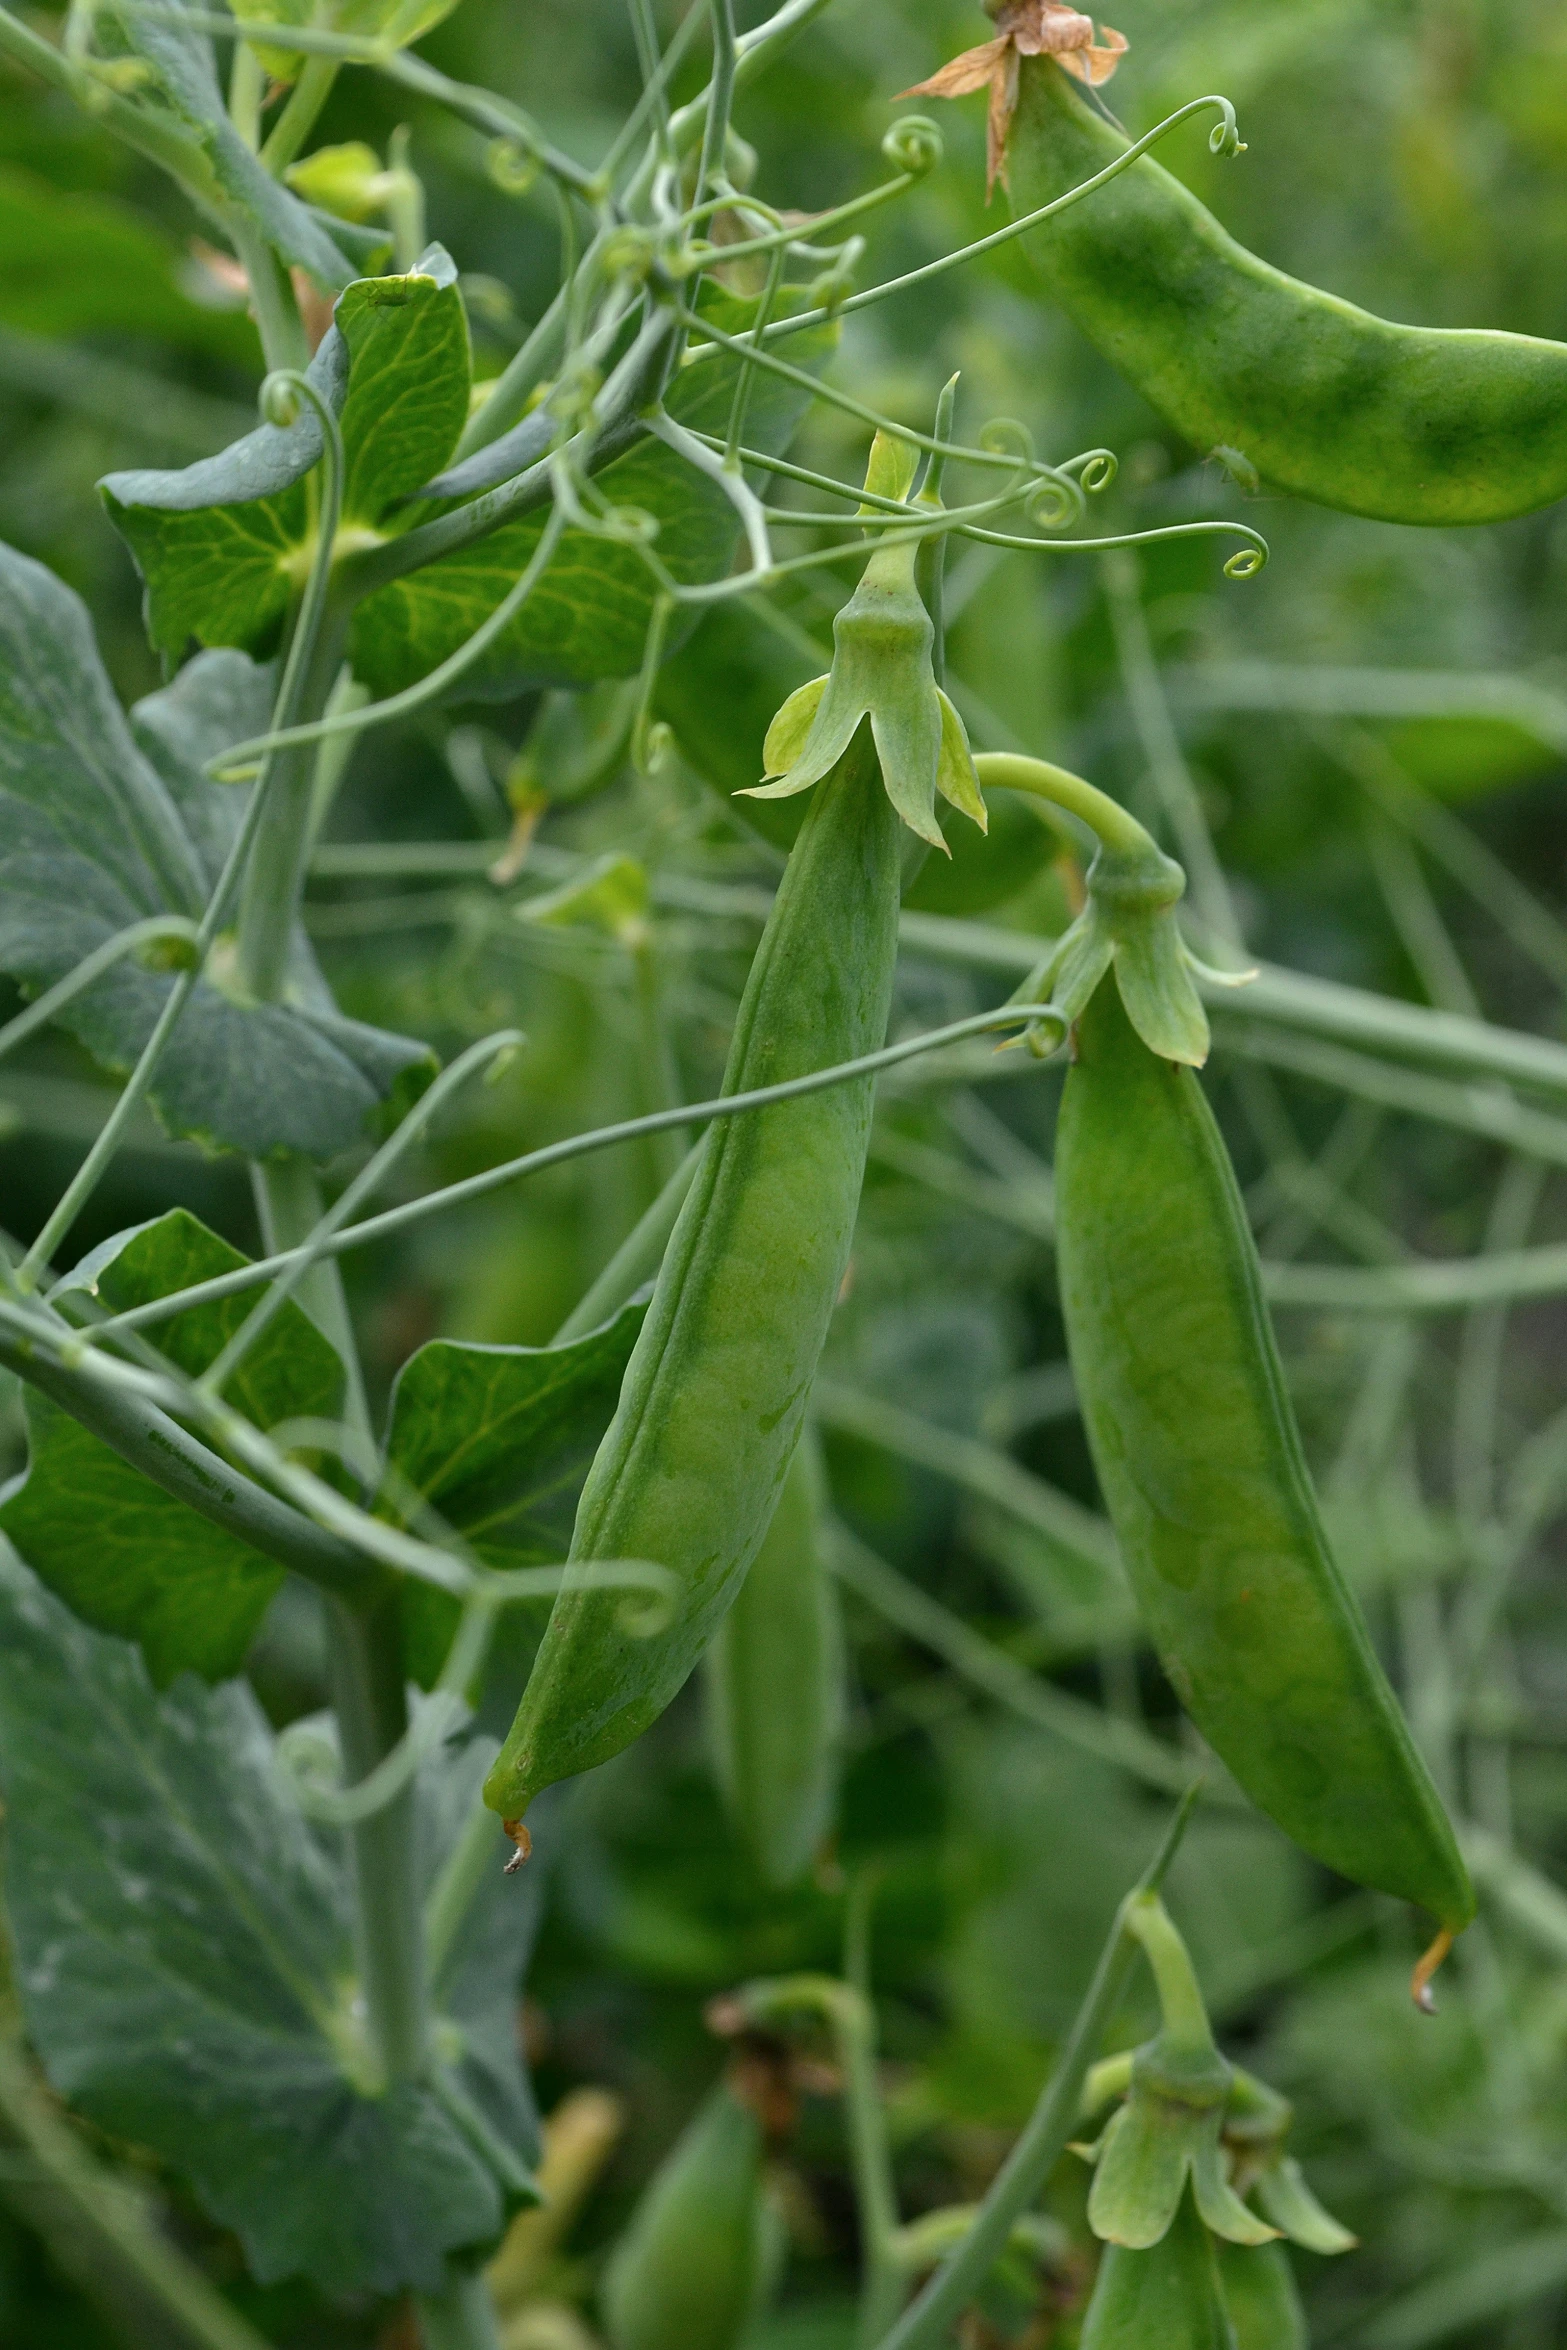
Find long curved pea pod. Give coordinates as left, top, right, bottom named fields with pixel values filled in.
left=704, top=1433, right=845, bottom=1887
left=1008, top=58, right=1567, bottom=527
left=1218, top=2241, right=1307, bottom=2350
left=1081, top=2190, right=1236, bottom=2350
left=601, top=2080, right=780, bottom=2350
left=485, top=433, right=974, bottom=1844
left=1054, top=982, right=1474, bottom=1948
left=483, top=729, right=900, bottom=1831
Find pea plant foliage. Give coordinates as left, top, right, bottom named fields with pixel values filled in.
left=2, top=1, right=1566, bottom=2347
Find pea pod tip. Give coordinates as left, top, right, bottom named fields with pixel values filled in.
left=501, top=1817, right=533, bottom=1875
left=1411, top=1924, right=1456, bottom=2014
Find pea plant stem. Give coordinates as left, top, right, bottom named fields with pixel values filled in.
left=841, top=1883, right=905, bottom=2350
left=0, top=1316, right=376, bottom=1595
left=221, top=483, right=474, bottom=2337
left=871, top=1792, right=1200, bottom=2350
left=326, top=1590, right=430, bottom=2085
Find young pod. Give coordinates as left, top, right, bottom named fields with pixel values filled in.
left=1054, top=980, right=1474, bottom=1949
left=1217, top=2241, right=1307, bottom=2350
left=1081, top=2190, right=1236, bottom=2350
left=704, top=1434, right=845, bottom=1887
left=600, top=2080, right=780, bottom=2350
left=1005, top=56, right=1567, bottom=528
left=484, top=433, right=982, bottom=1839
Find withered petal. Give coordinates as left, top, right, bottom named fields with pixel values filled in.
left=898, top=37, right=1011, bottom=101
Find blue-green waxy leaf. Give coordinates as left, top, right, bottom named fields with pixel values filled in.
left=0, top=1546, right=545, bottom=2295
left=378, top=1299, right=647, bottom=1688
left=0, top=541, right=435, bottom=1158
left=95, top=0, right=355, bottom=289
left=0, top=1209, right=342, bottom=1683
left=102, top=246, right=470, bottom=658
left=346, top=289, right=839, bottom=702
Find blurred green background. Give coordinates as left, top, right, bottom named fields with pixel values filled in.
left=5, top=2, right=1567, bottom=2345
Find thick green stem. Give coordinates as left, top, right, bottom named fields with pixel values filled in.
left=229, top=38, right=264, bottom=150
left=259, top=56, right=340, bottom=175
left=327, top=1591, right=429, bottom=2084
left=1124, top=1894, right=1216, bottom=2057
left=873, top=1793, right=1199, bottom=2350
left=251, top=1156, right=371, bottom=1439
left=973, top=752, right=1153, bottom=860
left=235, top=612, right=427, bottom=2094
left=237, top=623, right=347, bottom=1000
left=229, top=214, right=309, bottom=375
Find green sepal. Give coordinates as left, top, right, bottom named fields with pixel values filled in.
left=760, top=675, right=829, bottom=782
left=1191, top=2127, right=1279, bottom=2248
left=936, top=689, right=987, bottom=827
left=743, top=430, right=984, bottom=850
left=1009, top=834, right=1212, bottom=1065
left=1087, top=2092, right=1197, bottom=2251
left=1253, top=2155, right=1356, bottom=2255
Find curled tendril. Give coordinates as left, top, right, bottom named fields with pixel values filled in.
left=259, top=368, right=309, bottom=430
left=600, top=223, right=659, bottom=282
left=1207, top=99, right=1247, bottom=159
left=1223, top=543, right=1267, bottom=578
left=1077, top=451, right=1118, bottom=494
left=1028, top=474, right=1081, bottom=530
left=487, top=135, right=541, bottom=195
left=979, top=415, right=1034, bottom=465
left=882, top=113, right=943, bottom=177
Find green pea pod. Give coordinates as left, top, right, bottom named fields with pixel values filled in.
left=1217, top=2242, right=1307, bottom=2350
left=485, top=432, right=973, bottom=1839
left=601, top=2080, right=780, bottom=2350
left=1008, top=58, right=1567, bottom=527
left=1054, top=981, right=1474, bottom=1953
left=1081, top=2190, right=1236, bottom=2350
left=704, top=1433, right=845, bottom=1887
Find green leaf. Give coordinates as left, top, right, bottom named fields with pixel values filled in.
left=0, top=1209, right=343, bottom=1683
left=347, top=289, right=838, bottom=702
left=0, top=541, right=435, bottom=1158
left=0, top=161, right=257, bottom=364
left=96, top=0, right=355, bottom=289
left=0, top=1546, right=545, bottom=2295
left=378, top=1299, right=646, bottom=1688
left=102, top=246, right=469, bottom=657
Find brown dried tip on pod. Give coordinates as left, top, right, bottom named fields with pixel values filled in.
left=501, top=1818, right=532, bottom=1874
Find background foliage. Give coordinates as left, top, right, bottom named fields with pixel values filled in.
left=5, top=1, right=1567, bottom=2345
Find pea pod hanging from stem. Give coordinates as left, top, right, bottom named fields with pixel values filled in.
left=910, top=20, right=1567, bottom=527
left=971, top=751, right=1475, bottom=1996
left=484, top=429, right=986, bottom=1846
